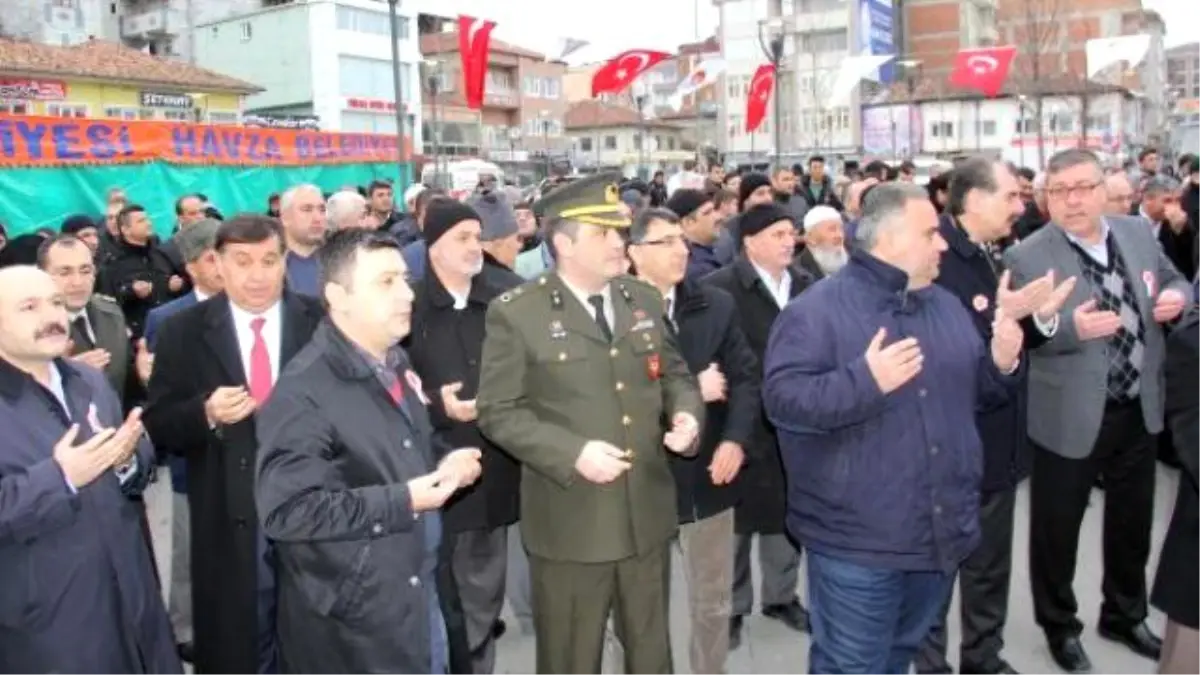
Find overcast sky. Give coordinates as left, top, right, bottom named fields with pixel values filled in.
left=430, top=0, right=1193, bottom=62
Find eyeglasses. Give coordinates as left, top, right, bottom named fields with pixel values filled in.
left=636, top=235, right=687, bottom=248
left=1046, top=183, right=1102, bottom=199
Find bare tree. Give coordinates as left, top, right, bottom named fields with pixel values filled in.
left=1000, top=0, right=1068, bottom=167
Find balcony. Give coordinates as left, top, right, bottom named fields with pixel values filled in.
left=484, top=89, right=520, bottom=110
left=120, top=8, right=184, bottom=42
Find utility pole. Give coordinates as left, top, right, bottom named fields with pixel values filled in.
left=387, top=0, right=408, bottom=169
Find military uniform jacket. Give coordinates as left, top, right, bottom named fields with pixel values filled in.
left=476, top=272, right=703, bottom=564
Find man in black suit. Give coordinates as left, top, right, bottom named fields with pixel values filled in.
left=915, top=157, right=1075, bottom=675
left=703, top=203, right=815, bottom=648
left=145, top=215, right=324, bottom=674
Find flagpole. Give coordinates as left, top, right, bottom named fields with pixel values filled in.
left=387, top=0, right=407, bottom=171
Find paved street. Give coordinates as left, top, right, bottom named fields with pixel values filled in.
left=145, top=465, right=1178, bottom=674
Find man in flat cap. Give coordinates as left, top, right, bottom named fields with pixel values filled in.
left=476, top=172, right=704, bottom=674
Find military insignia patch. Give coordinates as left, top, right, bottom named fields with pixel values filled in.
left=549, top=320, right=567, bottom=340
left=646, top=353, right=661, bottom=381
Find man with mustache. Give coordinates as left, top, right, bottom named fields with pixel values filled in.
left=0, top=265, right=177, bottom=673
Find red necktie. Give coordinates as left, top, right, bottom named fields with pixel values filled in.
left=387, top=379, right=405, bottom=406
left=248, top=317, right=273, bottom=404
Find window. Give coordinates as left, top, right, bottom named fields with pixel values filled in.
left=336, top=6, right=408, bottom=37
left=633, top=134, right=642, bottom=150
left=240, top=22, right=252, bottom=41
left=104, top=106, right=139, bottom=120
left=930, top=121, right=955, bottom=138
left=974, top=120, right=996, bottom=136
left=543, top=78, right=560, bottom=99
left=798, top=29, right=847, bottom=53
left=1049, top=113, right=1074, bottom=133
left=1015, top=117, right=1036, bottom=134
left=604, top=135, right=617, bottom=149
left=1086, top=113, right=1111, bottom=131
left=162, top=109, right=192, bottom=122
left=47, top=103, right=87, bottom=118
left=0, top=101, right=29, bottom=115
left=342, top=112, right=398, bottom=134
left=667, top=137, right=675, bottom=150
left=208, top=111, right=240, bottom=125
left=486, top=69, right=514, bottom=93
left=579, top=137, right=593, bottom=152
left=524, top=76, right=541, bottom=97
left=341, top=56, right=414, bottom=100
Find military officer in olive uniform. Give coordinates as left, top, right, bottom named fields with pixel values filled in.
left=476, top=172, right=704, bottom=674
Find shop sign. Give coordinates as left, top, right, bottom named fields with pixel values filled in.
left=140, top=91, right=194, bottom=108
left=0, top=78, right=67, bottom=101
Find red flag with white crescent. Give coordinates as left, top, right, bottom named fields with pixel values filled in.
left=458, top=15, right=497, bottom=110
left=948, top=46, right=1017, bottom=98
left=745, top=63, right=776, bottom=134
left=591, top=49, right=673, bottom=97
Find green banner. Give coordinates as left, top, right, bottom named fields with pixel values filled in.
left=0, top=161, right=412, bottom=238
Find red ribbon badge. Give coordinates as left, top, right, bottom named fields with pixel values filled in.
left=646, top=353, right=661, bottom=381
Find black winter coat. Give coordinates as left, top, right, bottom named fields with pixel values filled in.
left=702, top=257, right=814, bottom=534
left=668, top=279, right=760, bottom=523
left=406, top=258, right=523, bottom=533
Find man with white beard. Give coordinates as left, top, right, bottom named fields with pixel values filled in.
left=794, top=206, right=848, bottom=279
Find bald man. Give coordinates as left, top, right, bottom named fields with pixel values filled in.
left=0, top=266, right=179, bottom=673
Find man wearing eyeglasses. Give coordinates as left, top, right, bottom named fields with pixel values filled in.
left=1003, top=148, right=1193, bottom=673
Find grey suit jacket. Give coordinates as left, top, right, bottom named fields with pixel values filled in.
left=88, top=294, right=131, bottom=402
left=1003, top=216, right=1192, bottom=459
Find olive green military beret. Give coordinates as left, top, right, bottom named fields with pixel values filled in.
left=531, top=171, right=630, bottom=229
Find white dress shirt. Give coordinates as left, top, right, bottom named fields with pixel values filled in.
left=1062, top=218, right=1111, bottom=267
left=560, top=276, right=615, bottom=329
left=663, top=287, right=678, bottom=330
left=228, top=300, right=283, bottom=382
left=751, top=261, right=792, bottom=309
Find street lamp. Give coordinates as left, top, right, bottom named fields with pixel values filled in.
left=632, top=81, right=649, bottom=179
left=507, top=126, right=522, bottom=167
left=423, top=59, right=443, bottom=188
left=538, top=110, right=551, bottom=179
left=757, top=16, right=786, bottom=170
left=1017, top=94, right=1028, bottom=168
left=386, top=0, right=407, bottom=169
left=896, top=58, right=922, bottom=159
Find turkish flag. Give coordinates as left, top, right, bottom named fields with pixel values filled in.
left=745, top=63, right=776, bottom=134
left=591, top=49, right=672, bottom=97
left=458, top=15, right=497, bottom=110
left=948, top=46, right=1017, bottom=98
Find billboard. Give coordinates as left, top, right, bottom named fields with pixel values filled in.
left=861, top=105, right=922, bottom=157
left=858, top=0, right=895, bottom=83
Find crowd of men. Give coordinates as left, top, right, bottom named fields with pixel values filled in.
left=0, top=146, right=1196, bottom=675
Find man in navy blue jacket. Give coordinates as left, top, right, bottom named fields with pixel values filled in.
left=762, top=182, right=1026, bottom=674
left=915, top=158, right=1076, bottom=675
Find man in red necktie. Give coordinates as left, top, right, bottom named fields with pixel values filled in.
left=145, top=215, right=325, bottom=674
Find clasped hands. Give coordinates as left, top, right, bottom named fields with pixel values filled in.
left=575, top=413, right=699, bottom=485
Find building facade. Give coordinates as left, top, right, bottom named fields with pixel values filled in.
left=0, top=36, right=254, bottom=120
left=564, top=100, right=693, bottom=178
left=864, top=88, right=1137, bottom=167
left=194, top=0, right=423, bottom=141
left=1167, top=42, right=1200, bottom=110
left=716, top=0, right=860, bottom=165
left=420, top=30, right=567, bottom=176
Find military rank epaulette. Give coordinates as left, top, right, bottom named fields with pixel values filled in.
left=617, top=282, right=635, bottom=305
left=498, top=284, right=527, bottom=303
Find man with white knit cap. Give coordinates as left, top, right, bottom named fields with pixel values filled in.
left=794, top=205, right=848, bottom=279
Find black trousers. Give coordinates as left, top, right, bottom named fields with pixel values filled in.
left=915, top=488, right=1017, bottom=674
left=1029, top=401, right=1157, bottom=641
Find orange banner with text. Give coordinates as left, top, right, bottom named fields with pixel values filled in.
left=0, top=115, right=411, bottom=168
